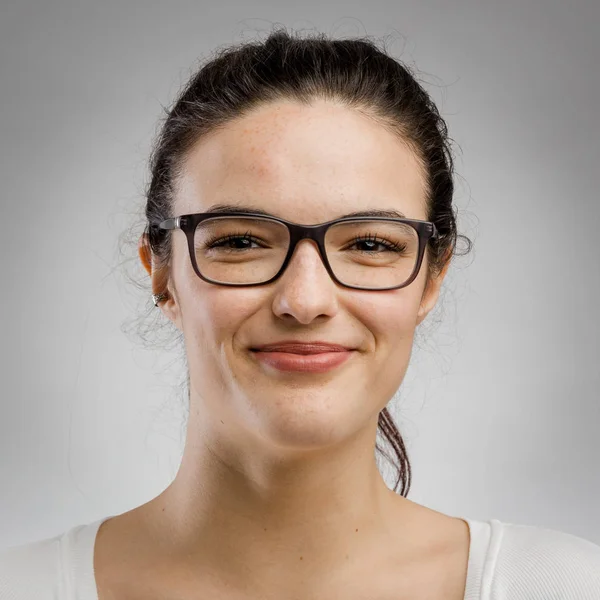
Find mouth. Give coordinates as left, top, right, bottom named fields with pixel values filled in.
left=250, top=349, right=348, bottom=355
left=250, top=344, right=355, bottom=354
left=249, top=348, right=355, bottom=373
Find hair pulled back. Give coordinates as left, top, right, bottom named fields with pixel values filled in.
left=141, top=27, right=472, bottom=496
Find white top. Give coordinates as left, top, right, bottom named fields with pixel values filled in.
left=1, top=516, right=599, bottom=599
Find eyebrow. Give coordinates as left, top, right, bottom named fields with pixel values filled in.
left=204, top=203, right=407, bottom=220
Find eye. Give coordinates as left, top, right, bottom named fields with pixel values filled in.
left=346, top=235, right=407, bottom=253
left=204, top=232, right=265, bottom=250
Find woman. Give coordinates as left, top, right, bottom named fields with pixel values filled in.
left=1, top=28, right=599, bottom=600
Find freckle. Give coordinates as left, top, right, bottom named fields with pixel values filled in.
left=300, top=556, right=303, bottom=560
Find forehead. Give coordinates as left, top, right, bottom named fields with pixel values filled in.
left=175, top=99, right=428, bottom=221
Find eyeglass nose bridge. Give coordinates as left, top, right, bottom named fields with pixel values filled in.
left=276, top=221, right=340, bottom=285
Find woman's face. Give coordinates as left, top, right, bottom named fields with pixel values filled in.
left=144, top=99, right=449, bottom=453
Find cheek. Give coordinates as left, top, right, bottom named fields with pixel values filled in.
left=180, top=284, right=258, bottom=350
left=349, top=292, right=419, bottom=401
left=356, top=287, right=423, bottom=343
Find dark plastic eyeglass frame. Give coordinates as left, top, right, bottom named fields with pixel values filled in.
left=153, top=211, right=439, bottom=292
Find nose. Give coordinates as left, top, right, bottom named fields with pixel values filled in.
left=271, top=239, right=340, bottom=324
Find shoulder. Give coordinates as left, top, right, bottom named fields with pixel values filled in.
left=0, top=535, right=62, bottom=600
left=492, top=521, right=600, bottom=598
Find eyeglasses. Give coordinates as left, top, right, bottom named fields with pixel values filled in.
left=152, top=211, right=439, bottom=291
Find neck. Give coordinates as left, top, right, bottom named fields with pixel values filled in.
left=131, top=409, right=422, bottom=596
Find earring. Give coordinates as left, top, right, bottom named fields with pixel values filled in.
left=152, top=292, right=168, bottom=307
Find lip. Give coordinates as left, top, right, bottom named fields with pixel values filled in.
left=251, top=341, right=355, bottom=354
left=251, top=349, right=355, bottom=373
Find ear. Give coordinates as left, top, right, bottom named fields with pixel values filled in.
left=138, top=233, right=182, bottom=331
left=416, top=252, right=451, bottom=326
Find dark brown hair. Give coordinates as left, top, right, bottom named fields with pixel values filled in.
left=138, top=27, right=472, bottom=496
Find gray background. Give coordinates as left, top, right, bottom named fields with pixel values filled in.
left=1, top=0, right=599, bottom=548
